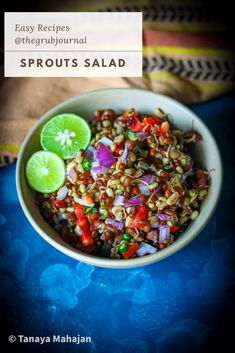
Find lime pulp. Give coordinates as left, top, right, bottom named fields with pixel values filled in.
left=40, top=114, right=91, bottom=159
left=26, top=151, right=66, bottom=193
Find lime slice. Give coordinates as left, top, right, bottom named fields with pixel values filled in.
left=40, top=114, right=91, bottom=159
left=26, top=151, right=66, bottom=193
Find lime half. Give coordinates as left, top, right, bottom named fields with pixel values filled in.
left=26, top=151, right=66, bottom=193
left=40, top=114, right=91, bottom=159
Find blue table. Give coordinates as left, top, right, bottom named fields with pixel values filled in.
left=1, top=93, right=235, bottom=353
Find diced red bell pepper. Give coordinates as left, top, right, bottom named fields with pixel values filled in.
left=142, top=117, right=157, bottom=125
left=129, top=205, right=149, bottom=229
left=153, top=127, right=162, bottom=136
left=142, top=117, right=158, bottom=132
left=74, top=204, right=93, bottom=246
left=74, top=204, right=84, bottom=218
left=80, top=231, right=94, bottom=247
left=122, top=243, right=139, bottom=259
left=161, top=121, right=170, bottom=135
left=114, top=141, right=125, bottom=156
left=53, top=199, right=67, bottom=209
left=170, top=225, right=179, bottom=233
left=76, top=216, right=90, bottom=232
left=128, top=115, right=143, bottom=132
left=153, top=115, right=164, bottom=124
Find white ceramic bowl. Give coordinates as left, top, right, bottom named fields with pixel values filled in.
left=16, top=88, right=222, bottom=268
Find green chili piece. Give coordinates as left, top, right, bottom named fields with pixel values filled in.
left=126, top=129, right=138, bottom=141
left=83, top=206, right=93, bottom=214
left=91, top=207, right=98, bottom=213
left=121, top=233, right=131, bottom=241
left=82, top=157, right=92, bottom=171
left=119, top=241, right=128, bottom=254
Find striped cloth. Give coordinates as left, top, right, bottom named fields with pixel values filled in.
left=1, top=0, right=235, bottom=166
left=94, top=0, right=235, bottom=102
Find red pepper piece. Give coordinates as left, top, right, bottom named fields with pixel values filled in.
left=80, top=231, right=94, bottom=247
left=129, top=205, right=149, bottom=229
left=122, top=243, right=139, bottom=259
left=128, top=115, right=143, bottom=132
left=142, top=117, right=158, bottom=132
left=161, top=121, right=170, bottom=136
left=75, top=216, right=90, bottom=232
left=53, top=199, right=67, bottom=209
left=74, top=204, right=84, bottom=218
left=114, top=141, right=125, bottom=156
left=170, top=226, right=179, bottom=233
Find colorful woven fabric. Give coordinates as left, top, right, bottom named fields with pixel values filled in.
left=94, top=0, right=235, bottom=102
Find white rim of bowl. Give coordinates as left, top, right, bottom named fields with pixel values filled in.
left=16, top=88, right=223, bottom=268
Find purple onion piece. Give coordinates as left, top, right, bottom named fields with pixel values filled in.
left=97, top=137, right=113, bottom=147
left=92, top=165, right=108, bottom=173
left=157, top=214, right=171, bottom=221
left=96, top=143, right=114, bottom=167
left=159, top=225, right=170, bottom=243
left=125, top=196, right=141, bottom=207
left=138, top=183, right=150, bottom=196
left=66, top=168, right=76, bottom=182
left=113, top=195, right=126, bottom=206
left=105, top=219, right=124, bottom=231
left=121, top=145, right=129, bottom=164
left=73, top=196, right=95, bottom=207
left=90, top=170, right=98, bottom=181
left=136, top=242, right=158, bottom=256
left=57, top=186, right=68, bottom=200
left=140, top=174, right=155, bottom=183
left=151, top=222, right=160, bottom=228
left=84, top=145, right=96, bottom=161
left=136, top=132, right=149, bottom=138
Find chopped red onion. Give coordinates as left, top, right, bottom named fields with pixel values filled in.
left=73, top=196, right=95, bottom=207
left=136, top=242, right=158, bottom=256
left=67, top=168, right=76, bottom=182
left=136, top=132, right=149, bottom=139
left=92, top=165, right=108, bottom=173
left=113, top=195, right=126, bottom=206
left=57, top=186, right=68, bottom=200
left=84, top=146, right=96, bottom=161
left=91, top=160, right=108, bottom=180
left=138, top=183, right=150, bottom=196
left=151, top=222, right=159, bottom=228
left=157, top=214, right=171, bottom=221
left=90, top=170, right=98, bottom=181
left=105, top=219, right=124, bottom=231
left=125, top=196, right=141, bottom=207
left=121, top=145, right=129, bottom=164
left=159, top=225, right=170, bottom=243
left=141, top=175, right=155, bottom=184
left=97, top=137, right=113, bottom=147
left=96, top=143, right=114, bottom=167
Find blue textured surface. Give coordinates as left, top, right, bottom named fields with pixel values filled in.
left=1, top=93, right=235, bottom=353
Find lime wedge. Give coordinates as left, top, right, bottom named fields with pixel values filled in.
left=26, top=151, right=66, bottom=193
left=40, top=114, right=91, bottom=159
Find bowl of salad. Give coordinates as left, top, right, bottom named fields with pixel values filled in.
left=16, top=88, right=222, bottom=268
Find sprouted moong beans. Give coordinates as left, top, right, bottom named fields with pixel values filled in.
left=33, top=108, right=210, bottom=259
